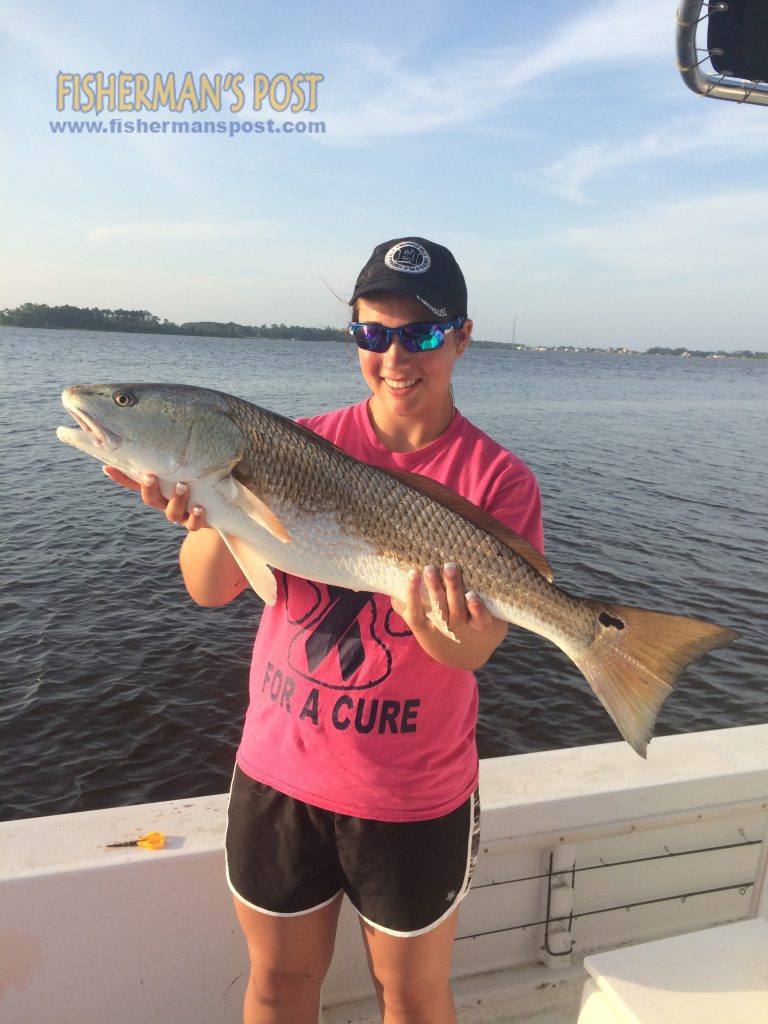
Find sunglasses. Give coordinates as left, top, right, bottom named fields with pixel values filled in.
left=348, top=317, right=464, bottom=353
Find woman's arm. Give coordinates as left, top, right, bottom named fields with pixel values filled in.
left=392, top=562, right=508, bottom=671
left=179, top=529, right=247, bottom=607
left=103, top=467, right=246, bottom=607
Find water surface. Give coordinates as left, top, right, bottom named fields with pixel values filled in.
left=1, top=328, right=765, bottom=820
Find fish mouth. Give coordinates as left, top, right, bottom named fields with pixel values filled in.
left=58, top=394, right=122, bottom=452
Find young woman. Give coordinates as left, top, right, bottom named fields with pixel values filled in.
left=106, top=237, right=544, bottom=1024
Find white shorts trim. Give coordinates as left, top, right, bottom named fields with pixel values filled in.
left=228, top=879, right=343, bottom=918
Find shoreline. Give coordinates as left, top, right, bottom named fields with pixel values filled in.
left=1, top=323, right=765, bottom=359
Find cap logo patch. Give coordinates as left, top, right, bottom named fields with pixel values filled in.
left=385, top=241, right=431, bottom=275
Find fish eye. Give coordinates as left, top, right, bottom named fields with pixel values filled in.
left=112, top=389, right=137, bottom=408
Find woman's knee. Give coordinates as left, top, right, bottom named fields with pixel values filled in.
left=379, top=978, right=454, bottom=1021
left=246, top=962, right=326, bottom=1004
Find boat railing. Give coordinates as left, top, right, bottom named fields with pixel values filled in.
left=2, top=724, right=767, bottom=1024
left=325, top=724, right=768, bottom=1018
left=677, top=0, right=768, bottom=106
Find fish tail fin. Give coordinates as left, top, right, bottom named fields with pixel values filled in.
left=572, top=603, right=739, bottom=758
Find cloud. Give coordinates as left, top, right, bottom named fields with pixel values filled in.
left=559, top=188, right=768, bottom=279
left=324, top=0, right=672, bottom=142
left=541, top=131, right=685, bottom=204
left=540, top=106, right=768, bottom=202
left=0, top=5, right=85, bottom=71
left=86, top=220, right=281, bottom=242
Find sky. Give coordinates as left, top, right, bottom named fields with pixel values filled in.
left=1, top=0, right=767, bottom=352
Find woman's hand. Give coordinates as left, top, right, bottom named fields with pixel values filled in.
left=391, top=562, right=508, bottom=670
left=102, top=466, right=208, bottom=531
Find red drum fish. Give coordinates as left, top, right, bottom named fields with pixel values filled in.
left=57, top=382, right=738, bottom=757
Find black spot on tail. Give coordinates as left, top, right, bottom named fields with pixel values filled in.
left=599, top=611, right=626, bottom=630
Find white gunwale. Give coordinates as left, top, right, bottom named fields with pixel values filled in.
left=2, top=723, right=767, bottom=1024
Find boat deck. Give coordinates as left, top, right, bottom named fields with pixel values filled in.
left=2, top=724, right=767, bottom=1023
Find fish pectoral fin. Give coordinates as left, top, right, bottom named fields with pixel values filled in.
left=228, top=478, right=291, bottom=543
left=218, top=531, right=278, bottom=605
left=426, top=605, right=460, bottom=643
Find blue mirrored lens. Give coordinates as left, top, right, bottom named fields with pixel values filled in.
left=401, top=326, right=443, bottom=351
left=352, top=325, right=389, bottom=351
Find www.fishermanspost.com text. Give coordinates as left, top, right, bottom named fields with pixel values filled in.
left=49, top=117, right=327, bottom=138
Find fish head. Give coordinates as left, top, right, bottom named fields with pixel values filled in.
left=56, top=382, right=246, bottom=482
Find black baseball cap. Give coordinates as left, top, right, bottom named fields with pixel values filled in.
left=350, top=237, right=468, bottom=321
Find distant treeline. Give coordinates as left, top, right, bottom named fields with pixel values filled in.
left=0, top=303, right=345, bottom=341
left=645, top=345, right=764, bottom=359
left=2, top=303, right=764, bottom=357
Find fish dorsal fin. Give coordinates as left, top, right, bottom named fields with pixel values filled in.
left=227, top=477, right=291, bottom=544
left=218, top=531, right=278, bottom=605
left=386, top=468, right=554, bottom=583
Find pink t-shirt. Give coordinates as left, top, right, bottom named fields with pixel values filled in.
left=235, top=399, right=544, bottom=822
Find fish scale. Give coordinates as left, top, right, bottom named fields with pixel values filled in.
left=230, top=398, right=536, bottom=601
left=57, top=381, right=739, bottom=757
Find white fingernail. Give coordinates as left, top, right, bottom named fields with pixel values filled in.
left=444, top=562, right=458, bottom=578
left=142, top=473, right=154, bottom=486
left=192, top=505, right=203, bottom=516
left=175, top=482, right=188, bottom=495
left=465, top=591, right=480, bottom=602
left=407, top=569, right=420, bottom=582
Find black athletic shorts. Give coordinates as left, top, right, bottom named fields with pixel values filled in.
left=225, top=765, right=481, bottom=937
